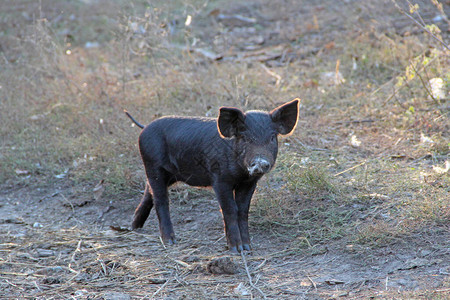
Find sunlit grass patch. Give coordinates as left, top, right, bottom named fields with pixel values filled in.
left=251, top=149, right=348, bottom=247
left=354, top=220, right=404, bottom=246
left=350, top=158, right=449, bottom=247
left=286, top=165, right=337, bottom=196
left=354, top=190, right=449, bottom=247
left=252, top=143, right=449, bottom=249
left=400, top=187, right=449, bottom=225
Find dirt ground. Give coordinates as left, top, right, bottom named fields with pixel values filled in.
left=1, top=0, right=449, bottom=299
left=1, top=176, right=449, bottom=299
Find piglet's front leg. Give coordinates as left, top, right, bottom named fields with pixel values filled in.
left=213, top=182, right=243, bottom=253
left=235, top=181, right=257, bottom=251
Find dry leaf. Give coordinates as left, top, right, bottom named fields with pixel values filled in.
left=324, top=41, right=335, bottom=50
left=350, top=135, right=361, bottom=147
left=432, top=161, right=449, bottom=174
left=420, top=133, right=434, bottom=145
left=234, top=282, right=250, bottom=296
left=429, top=78, right=446, bottom=100
left=304, top=80, right=318, bottom=88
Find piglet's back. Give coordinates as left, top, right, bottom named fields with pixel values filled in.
left=138, top=116, right=222, bottom=159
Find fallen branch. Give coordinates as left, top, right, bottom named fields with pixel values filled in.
left=392, top=0, right=450, bottom=51
left=307, top=275, right=318, bottom=290
left=151, top=277, right=171, bottom=299
left=241, top=252, right=267, bottom=299
left=409, top=59, right=438, bottom=103
left=68, top=239, right=82, bottom=272
left=334, top=119, right=375, bottom=125
left=260, top=63, right=282, bottom=86
left=334, top=161, right=367, bottom=177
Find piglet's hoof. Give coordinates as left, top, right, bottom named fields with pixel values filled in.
left=162, top=237, right=176, bottom=246
left=242, top=244, right=251, bottom=251
left=131, top=221, right=143, bottom=230
left=229, top=244, right=244, bottom=254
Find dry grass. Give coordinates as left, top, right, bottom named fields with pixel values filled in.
left=0, top=0, right=449, bottom=298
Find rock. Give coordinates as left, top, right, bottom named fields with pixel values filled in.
left=182, top=255, right=201, bottom=263
left=324, top=279, right=345, bottom=285
left=36, top=249, right=55, bottom=257
left=85, top=41, right=100, bottom=49
left=419, top=249, right=432, bottom=257
left=35, top=266, right=65, bottom=275
left=42, top=277, right=62, bottom=284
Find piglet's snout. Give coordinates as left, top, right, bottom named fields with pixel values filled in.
left=248, top=157, right=271, bottom=176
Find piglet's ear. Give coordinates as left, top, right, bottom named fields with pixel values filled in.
left=270, top=98, right=300, bottom=135
left=217, top=107, right=246, bottom=138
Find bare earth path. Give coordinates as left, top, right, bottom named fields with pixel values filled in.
left=1, top=182, right=448, bottom=298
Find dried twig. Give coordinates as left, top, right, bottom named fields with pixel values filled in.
left=151, top=277, right=171, bottom=299
left=169, top=257, right=191, bottom=268
left=392, top=0, right=450, bottom=51
left=307, top=275, right=317, bottom=291
left=240, top=252, right=267, bottom=299
left=409, top=59, right=438, bottom=103
left=98, top=258, right=108, bottom=276
left=334, top=119, right=375, bottom=125
left=58, top=193, right=74, bottom=214
left=255, top=259, right=267, bottom=270
left=381, top=46, right=440, bottom=107
left=260, top=63, right=282, bottom=86
left=334, top=161, right=367, bottom=177
left=5, top=279, right=25, bottom=290
left=0, top=271, right=30, bottom=276
left=68, top=239, right=82, bottom=272
left=159, top=236, right=167, bottom=249
left=33, top=281, right=43, bottom=292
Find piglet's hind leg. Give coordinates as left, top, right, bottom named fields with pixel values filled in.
left=132, top=182, right=153, bottom=229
